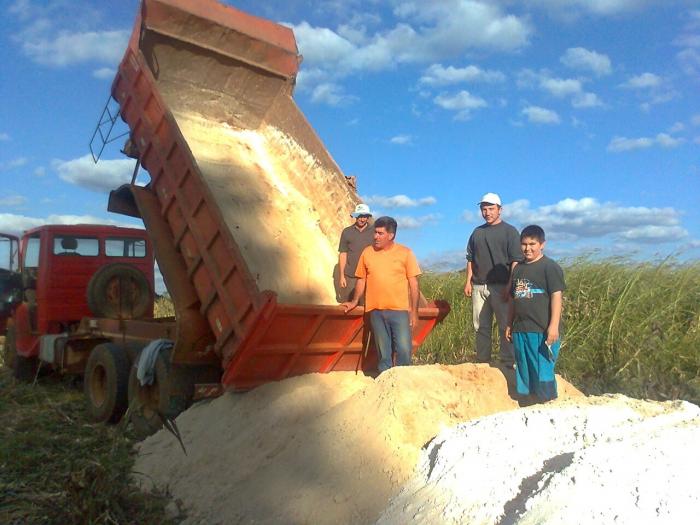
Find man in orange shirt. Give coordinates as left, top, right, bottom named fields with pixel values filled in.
left=341, top=216, right=421, bottom=372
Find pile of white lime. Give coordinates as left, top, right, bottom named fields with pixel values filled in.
left=377, top=394, right=700, bottom=525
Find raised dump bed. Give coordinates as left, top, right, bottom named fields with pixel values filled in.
left=108, top=0, right=449, bottom=392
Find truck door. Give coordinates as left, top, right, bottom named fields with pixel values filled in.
left=0, top=233, right=21, bottom=331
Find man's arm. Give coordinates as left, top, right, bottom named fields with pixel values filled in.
left=546, top=291, right=563, bottom=345
left=464, top=261, right=474, bottom=297
left=338, top=252, right=348, bottom=288
left=408, top=275, right=419, bottom=327
left=501, top=260, right=518, bottom=301
left=504, top=293, right=514, bottom=343
left=341, top=278, right=366, bottom=313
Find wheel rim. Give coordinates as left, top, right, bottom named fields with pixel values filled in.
left=89, top=364, right=108, bottom=408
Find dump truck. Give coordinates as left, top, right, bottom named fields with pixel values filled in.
left=7, top=0, right=450, bottom=434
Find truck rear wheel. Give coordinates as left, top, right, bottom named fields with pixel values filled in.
left=128, top=348, right=173, bottom=438
left=84, top=343, right=130, bottom=423
left=128, top=347, right=220, bottom=439
left=87, top=263, right=151, bottom=319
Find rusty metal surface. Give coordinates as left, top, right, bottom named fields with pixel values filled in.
left=221, top=301, right=451, bottom=390
left=141, top=0, right=299, bottom=79
left=130, top=185, right=218, bottom=365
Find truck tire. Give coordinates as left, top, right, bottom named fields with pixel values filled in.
left=128, top=348, right=173, bottom=439
left=127, top=348, right=220, bottom=439
left=3, top=324, right=16, bottom=370
left=13, top=353, right=38, bottom=382
left=87, top=263, right=151, bottom=320
left=84, top=343, right=130, bottom=423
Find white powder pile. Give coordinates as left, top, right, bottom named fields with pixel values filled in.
left=377, top=394, right=700, bottom=525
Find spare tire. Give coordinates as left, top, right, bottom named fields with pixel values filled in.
left=87, top=263, right=151, bottom=319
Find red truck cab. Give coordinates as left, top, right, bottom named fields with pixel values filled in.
left=1, top=224, right=154, bottom=377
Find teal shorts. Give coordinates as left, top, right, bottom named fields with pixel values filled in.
left=513, top=331, right=560, bottom=401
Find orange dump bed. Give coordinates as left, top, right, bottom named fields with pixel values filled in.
left=110, top=0, right=448, bottom=390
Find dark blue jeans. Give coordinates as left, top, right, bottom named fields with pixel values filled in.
left=369, top=309, right=412, bottom=372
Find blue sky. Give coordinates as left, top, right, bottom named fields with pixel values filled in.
left=1, top=0, right=699, bottom=284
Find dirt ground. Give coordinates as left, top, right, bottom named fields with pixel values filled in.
left=134, top=363, right=581, bottom=524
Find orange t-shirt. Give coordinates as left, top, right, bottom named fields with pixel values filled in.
left=355, top=243, right=421, bottom=312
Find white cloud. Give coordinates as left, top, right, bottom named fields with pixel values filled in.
left=310, top=82, right=356, bottom=106
left=607, top=133, right=684, bottom=152
left=494, top=197, right=688, bottom=244
left=522, top=106, right=561, bottom=124
left=694, top=136, right=700, bottom=145
left=692, top=114, right=700, bottom=126
left=21, top=29, right=129, bottom=67
left=526, top=0, right=657, bottom=16
left=674, top=9, right=700, bottom=77
left=0, top=195, right=27, bottom=207
left=434, top=90, right=487, bottom=120
left=389, top=134, right=413, bottom=145
left=52, top=154, right=136, bottom=192
left=0, top=212, right=128, bottom=236
left=395, top=213, right=440, bottom=229
left=560, top=47, right=612, bottom=76
left=288, top=1, right=532, bottom=93
left=92, top=67, right=115, bottom=80
left=364, top=194, right=437, bottom=208
left=33, top=166, right=46, bottom=177
left=677, top=47, right=700, bottom=76
left=668, top=122, right=685, bottom=134
left=518, top=69, right=602, bottom=108
left=9, top=1, right=129, bottom=68
left=419, top=63, right=506, bottom=86
left=0, top=157, right=28, bottom=171
left=620, top=72, right=662, bottom=89
left=0, top=133, right=10, bottom=141
left=572, top=92, right=603, bottom=108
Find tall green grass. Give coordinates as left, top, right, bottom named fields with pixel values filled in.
left=419, top=258, right=700, bottom=404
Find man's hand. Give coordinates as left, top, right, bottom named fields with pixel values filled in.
left=410, top=309, right=418, bottom=329
left=464, top=281, right=473, bottom=297
left=505, top=325, right=513, bottom=343
left=341, top=300, right=358, bottom=313
left=545, top=327, right=559, bottom=346
left=339, top=275, right=347, bottom=288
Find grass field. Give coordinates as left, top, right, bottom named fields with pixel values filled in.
left=0, top=363, right=181, bottom=524
left=419, top=258, right=700, bottom=405
left=1, top=257, right=698, bottom=522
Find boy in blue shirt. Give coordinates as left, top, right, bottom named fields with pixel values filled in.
left=505, top=225, right=565, bottom=401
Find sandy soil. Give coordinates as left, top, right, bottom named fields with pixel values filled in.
left=134, top=363, right=581, bottom=524
left=174, top=112, right=354, bottom=305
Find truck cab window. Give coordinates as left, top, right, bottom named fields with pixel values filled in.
left=105, top=238, right=147, bottom=258
left=24, top=236, right=41, bottom=268
left=0, top=236, right=19, bottom=272
left=53, top=236, right=99, bottom=256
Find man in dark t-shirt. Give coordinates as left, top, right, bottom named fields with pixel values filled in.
left=464, top=192, right=522, bottom=366
left=336, top=203, right=374, bottom=302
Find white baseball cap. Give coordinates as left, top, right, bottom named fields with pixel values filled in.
left=351, top=203, right=372, bottom=218
left=478, top=192, right=502, bottom=206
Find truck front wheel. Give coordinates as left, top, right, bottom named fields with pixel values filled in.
left=84, top=343, right=130, bottom=423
